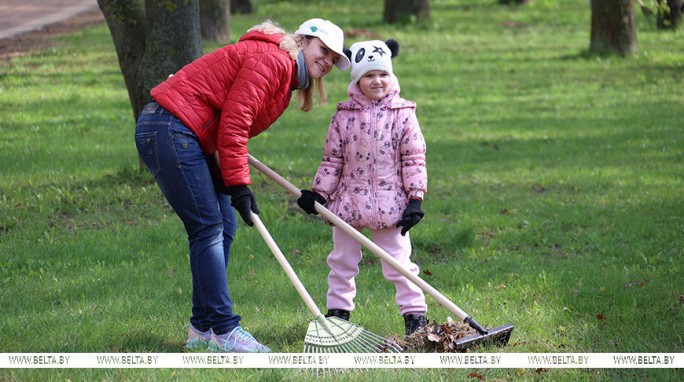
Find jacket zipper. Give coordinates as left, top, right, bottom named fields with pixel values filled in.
left=369, top=102, right=378, bottom=228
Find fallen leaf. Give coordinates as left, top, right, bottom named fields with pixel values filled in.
left=624, top=278, right=649, bottom=289
left=423, top=269, right=432, bottom=276
left=427, top=332, right=442, bottom=342
left=596, top=313, right=605, bottom=320
left=442, top=324, right=452, bottom=336
left=468, top=371, right=484, bottom=380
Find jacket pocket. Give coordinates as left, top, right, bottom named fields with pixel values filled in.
left=200, top=111, right=220, bottom=132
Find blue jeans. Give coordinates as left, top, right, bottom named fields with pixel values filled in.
left=134, top=102, right=240, bottom=334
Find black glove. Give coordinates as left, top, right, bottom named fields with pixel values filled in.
left=297, top=190, right=326, bottom=214
left=225, top=186, right=259, bottom=226
left=396, top=199, right=424, bottom=236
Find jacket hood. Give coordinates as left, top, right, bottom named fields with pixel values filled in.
left=238, top=30, right=285, bottom=46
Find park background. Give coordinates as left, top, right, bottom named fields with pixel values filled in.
left=1, top=0, right=682, bottom=380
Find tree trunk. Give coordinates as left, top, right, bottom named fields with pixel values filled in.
left=383, top=0, right=430, bottom=24
left=231, top=0, right=252, bottom=14
left=97, top=0, right=146, bottom=121
left=98, top=0, right=203, bottom=170
left=589, top=0, right=637, bottom=56
left=200, top=0, right=231, bottom=43
left=657, top=0, right=683, bottom=29
left=140, top=1, right=202, bottom=102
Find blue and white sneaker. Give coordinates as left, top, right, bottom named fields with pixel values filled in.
left=208, top=326, right=271, bottom=353
left=185, top=324, right=211, bottom=350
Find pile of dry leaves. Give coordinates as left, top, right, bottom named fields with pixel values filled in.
left=391, top=317, right=480, bottom=353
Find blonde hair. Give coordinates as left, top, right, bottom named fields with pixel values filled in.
left=294, top=35, right=328, bottom=112
left=248, top=21, right=327, bottom=112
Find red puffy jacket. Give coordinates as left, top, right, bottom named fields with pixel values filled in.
left=151, top=30, right=296, bottom=187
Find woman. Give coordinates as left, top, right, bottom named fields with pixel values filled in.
left=134, top=18, right=350, bottom=353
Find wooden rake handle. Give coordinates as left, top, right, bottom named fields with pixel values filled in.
left=248, top=154, right=471, bottom=322
left=250, top=211, right=325, bottom=320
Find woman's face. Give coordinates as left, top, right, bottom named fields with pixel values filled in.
left=301, top=36, right=340, bottom=79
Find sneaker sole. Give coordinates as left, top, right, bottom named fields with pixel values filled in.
left=185, top=338, right=209, bottom=350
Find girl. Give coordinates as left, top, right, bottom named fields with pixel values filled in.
left=297, top=39, right=429, bottom=336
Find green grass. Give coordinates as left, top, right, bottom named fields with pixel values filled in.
left=1, top=0, right=683, bottom=380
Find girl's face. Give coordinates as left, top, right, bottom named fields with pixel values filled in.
left=358, top=70, right=391, bottom=100
left=301, top=37, right=340, bottom=79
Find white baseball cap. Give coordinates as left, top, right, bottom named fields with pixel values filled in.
left=295, top=18, right=350, bottom=71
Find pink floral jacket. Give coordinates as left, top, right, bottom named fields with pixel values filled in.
left=312, top=77, right=427, bottom=229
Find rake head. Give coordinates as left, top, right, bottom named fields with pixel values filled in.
left=453, top=323, right=514, bottom=352
left=303, top=316, right=402, bottom=353
left=303, top=316, right=402, bottom=377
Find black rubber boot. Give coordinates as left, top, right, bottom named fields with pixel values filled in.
left=325, top=309, right=351, bottom=321
left=404, top=313, right=428, bottom=336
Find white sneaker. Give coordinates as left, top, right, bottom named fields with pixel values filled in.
left=208, top=326, right=271, bottom=353
left=185, top=324, right=211, bottom=350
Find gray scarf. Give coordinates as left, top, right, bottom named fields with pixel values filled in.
left=295, top=51, right=310, bottom=90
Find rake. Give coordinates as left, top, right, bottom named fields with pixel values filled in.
left=248, top=154, right=514, bottom=352
left=249, top=211, right=402, bottom=355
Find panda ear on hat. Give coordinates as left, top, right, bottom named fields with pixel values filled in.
left=344, top=48, right=352, bottom=62
left=385, top=39, right=399, bottom=58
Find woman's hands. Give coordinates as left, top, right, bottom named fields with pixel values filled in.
left=225, top=186, right=259, bottom=226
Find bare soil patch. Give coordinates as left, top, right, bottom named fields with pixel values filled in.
left=0, top=9, right=104, bottom=63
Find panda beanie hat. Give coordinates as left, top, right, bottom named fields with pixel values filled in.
left=347, top=39, right=399, bottom=84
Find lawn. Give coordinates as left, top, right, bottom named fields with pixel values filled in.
left=1, top=0, right=682, bottom=381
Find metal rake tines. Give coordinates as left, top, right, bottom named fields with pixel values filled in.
left=302, top=344, right=342, bottom=377
left=304, top=316, right=403, bottom=352
left=303, top=332, right=402, bottom=353
left=302, top=317, right=403, bottom=375
left=303, top=334, right=403, bottom=376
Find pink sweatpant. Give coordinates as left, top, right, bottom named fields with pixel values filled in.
left=326, top=226, right=427, bottom=316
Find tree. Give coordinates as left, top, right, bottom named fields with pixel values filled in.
left=589, top=0, right=637, bottom=56
left=97, top=0, right=202, bottom=169
left=499, top=0, right=531, bottom=4
left=231, top=0, right=253, bottom=14
left=383, top=0, right=430, bottom=24
left=656, top=0, right=683, bottom=29
left=200, top=0, right=231, bottom=43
